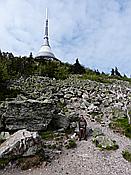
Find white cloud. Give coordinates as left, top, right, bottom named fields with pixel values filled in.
left=0, top=0, right=131, bottom=76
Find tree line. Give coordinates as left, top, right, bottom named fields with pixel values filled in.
left=0, top=51, right=129, bottom=81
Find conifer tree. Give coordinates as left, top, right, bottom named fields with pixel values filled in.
left=111, top=68, right=115, bottom=76
left=115, top=67, right=122, bottom=77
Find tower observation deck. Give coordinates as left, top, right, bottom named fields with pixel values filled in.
left=36, top=9, right=58, bottom=60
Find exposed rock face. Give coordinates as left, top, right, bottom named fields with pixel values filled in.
left=1, top=99, right=60, bottom=131
left=0, top=75, right=131, bottom=132
left=3, top=100, right=57, bottom=131
left=0, top=129, right=43, bottom=159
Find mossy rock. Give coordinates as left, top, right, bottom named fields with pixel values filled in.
left=92, top=136, right=119, bottom=150
left=64, top=139, right=77, bottom=149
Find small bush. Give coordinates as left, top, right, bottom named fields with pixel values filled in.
left=39, top=131, right=54, bottom=140
left=105, top=144, right=119, bottom=151
left=80, top=73, right=112, bottom=84
left=65, top=139, right=77, bottom=149
left=109, top=118, right=131, bottom=138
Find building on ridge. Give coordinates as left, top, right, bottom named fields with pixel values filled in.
left=36, top=8, right=59, bottom=61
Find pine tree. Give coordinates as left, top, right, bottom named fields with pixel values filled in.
left=115, top=67, right=122, bottom=77
left=71, top=58, right=85, bottom=74
left=111, top=68, right=115, bottom=76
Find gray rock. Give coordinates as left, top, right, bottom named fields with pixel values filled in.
left=92, top=128, right=104, bottom=137
left=88, top=104, right=98, bottom=111
left=49, top=113, right=70, bottom=130
left=0, top=129, right=43, bottom=159
left=1, top=100, right=58, bottom=131
left=92, top=135, right=118, bottom=150
left=2, top=75, right=131, bottom=133
left=64, top=94, right=73, bottom=99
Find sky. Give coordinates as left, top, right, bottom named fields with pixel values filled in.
left=0, top=0, right=131, bottom=76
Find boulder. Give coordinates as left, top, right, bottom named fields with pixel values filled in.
left=1, top=99, right=59, bottom=131
left=92, top=128, right=104, bottom=137
left=0, top=129, right=43, bottom=159
left=92, top=135, right=119, bottom=150
left=49, top=113, right=70, bottom=130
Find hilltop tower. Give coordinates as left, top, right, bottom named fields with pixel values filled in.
left=36, top=8, right=57, bottom=60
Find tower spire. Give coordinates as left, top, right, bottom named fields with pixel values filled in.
left=44, top=8, right=49, bottom=46
left=36, top=8, right=57, bottom=60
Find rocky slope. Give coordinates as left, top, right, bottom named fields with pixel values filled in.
left=0, top=75, right=131, bottom=132
left=0, top=75, right=131, bottom=174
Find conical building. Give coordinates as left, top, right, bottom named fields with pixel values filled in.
left=36, top=9, right=57, bottom=60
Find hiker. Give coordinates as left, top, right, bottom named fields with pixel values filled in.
left=78, top=115, right=87, bottom=141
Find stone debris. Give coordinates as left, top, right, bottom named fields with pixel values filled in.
left=0, top=75, right=131, bottom=174
left=0, top=75, right=130, bottom=132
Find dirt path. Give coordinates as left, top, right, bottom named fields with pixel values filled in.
left=1, top=121, right=131, bottom=175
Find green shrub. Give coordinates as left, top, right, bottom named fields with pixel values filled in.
left=39, top=131, right=54, bottom=140
left=80, top=74, right=112, bottom=84
left=65, top=139, right=77, bottom=149
left=109, top=118, right=131, bottom=138
left=122, top=151, right=131, bottom=162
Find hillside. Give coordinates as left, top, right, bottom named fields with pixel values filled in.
left=0, top=53, right=131, bottom=175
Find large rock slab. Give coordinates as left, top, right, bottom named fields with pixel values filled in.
left=1, top=99, right=59, bottom=131
left=0, top=129, right=43, bottom=159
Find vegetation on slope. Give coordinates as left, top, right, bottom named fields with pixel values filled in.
left=122, top=150, right=131, bottom=162
left=109, top=118, right=131, bottom=138
left=0, top=51, right=131, bottom=101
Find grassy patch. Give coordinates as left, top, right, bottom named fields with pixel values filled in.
left=39, top=131, right=54, bottom=140
left=0, top=158, right=10, bottom=169
left=80, top=74, right=112, bottom=84
left=122, top=151, right=131, bottom=162
left=109, top=118, right=131, bottom=138
left=18, top=155, right=43, bottom=170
